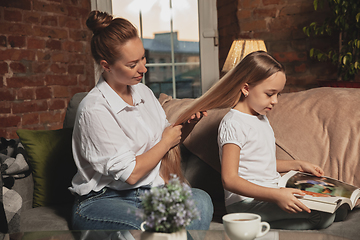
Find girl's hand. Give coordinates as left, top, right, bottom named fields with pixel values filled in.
left=274, top=188, right=311, bottom=214
left=161, top=125, right=183, bottom=149
left=297, top=160, right=324, bottom=177
left=186, top=111, right=208, bottom=124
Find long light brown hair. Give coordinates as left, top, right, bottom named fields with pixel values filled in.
left=160, top=51, right=285, bottom=183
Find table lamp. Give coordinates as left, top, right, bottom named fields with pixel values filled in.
left=222, top=39, right=267, bottom=72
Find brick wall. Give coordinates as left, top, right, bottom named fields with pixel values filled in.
left=217, top=0, right=343, bottom=92
left=0, top=0, right=94, bottom=139
left=217, top=0, right=239, bottom=70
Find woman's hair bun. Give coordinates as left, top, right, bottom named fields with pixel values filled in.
left=86, top=10, right=113, bottom=35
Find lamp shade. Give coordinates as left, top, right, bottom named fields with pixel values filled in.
left=222, top=39, right=267, bottom=72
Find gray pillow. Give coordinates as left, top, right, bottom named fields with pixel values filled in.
left=63, top=92, right=88, bottom=129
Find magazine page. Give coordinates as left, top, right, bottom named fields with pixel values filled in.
left=349, top=189, right=360, bottom=207
left=279, top=171, right=358, bottom=208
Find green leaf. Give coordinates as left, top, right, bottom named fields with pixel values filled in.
left=342, top=53, right=353, bottom=65
left=343, top=0, right=348, bottom=9
left=303, top=26, right=312, bottom=36
left=335, top=16, right=340, bottom=26
left=328, top=50, right=333, bottom=59
left=310, top=48, right=315, bottom=58
left=332, top=53, right=338, bottom=63
left=357, top=13, right=360, bottom=22
left=314, top=0, right=318, bottom=10
left=317, top=53, right=324, bottom=61
left=355, top=61, right=359, bottom=70
left=353, top=39, right=358, bottom=48
left=342, top=56, right=347, bottom=65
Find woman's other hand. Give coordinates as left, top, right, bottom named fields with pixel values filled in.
left=162, top=124, right=183, bottom=149
left=178, top=111, right=207, bottom=143
left=186, top=111, right=208, bottom=124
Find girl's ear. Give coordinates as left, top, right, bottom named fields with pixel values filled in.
left=100, top=60, right=111, bottom=72
left=241, top=83, right=250, bottom=97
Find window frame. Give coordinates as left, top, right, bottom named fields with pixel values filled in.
left=90, top=0, right=219, bottom=96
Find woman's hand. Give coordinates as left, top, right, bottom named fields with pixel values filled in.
left=179, top=111, right=208, bottom=143
left=297, top=160, right=324, bottom=177
left=128, top=124, right=182, bottom=185
left=186, top=111, right=208, bottom=124
left=161, top=124, right=183, bottom=149
left=274, top=188, right=311, bottom=214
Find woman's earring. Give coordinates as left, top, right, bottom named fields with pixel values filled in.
left=244, top=93, right=248, bottom=98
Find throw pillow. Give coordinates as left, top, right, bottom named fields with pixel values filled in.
left=63, top=92, right=87, bottom=128
left=16, top=128, right=77, bottom=208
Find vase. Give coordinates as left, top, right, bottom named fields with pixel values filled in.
left=140, top=229, right=187, bottom=240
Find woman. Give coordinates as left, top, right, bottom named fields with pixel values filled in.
left=69, top=10, right=213, bottom=230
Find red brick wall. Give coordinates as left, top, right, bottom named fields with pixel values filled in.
left=0, top=0, right=94, bottom=139
left=217, top=0, right=239, bottom=70
left=217, top=0, right=341, bottom=92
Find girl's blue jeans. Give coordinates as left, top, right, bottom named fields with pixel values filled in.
left=226, top=198, right=347, bottom=230
left=71, top=186, right=214, bottom=230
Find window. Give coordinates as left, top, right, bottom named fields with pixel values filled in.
left=92, top=0, right=218, bottom=98
left=148, top=58, right=155, bottom=71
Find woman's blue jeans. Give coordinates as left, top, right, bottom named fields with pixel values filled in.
left=71, top=186, right=213, bottom=230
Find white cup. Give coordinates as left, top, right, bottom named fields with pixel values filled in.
left=140, top=221, right=147, bottom=231
left=222, top=213, right=270, bottom=240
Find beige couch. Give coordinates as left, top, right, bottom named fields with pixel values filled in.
left=10, top=87, right=360, bottom=240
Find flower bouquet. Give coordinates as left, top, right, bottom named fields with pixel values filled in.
left=137, top=174, right=200, bottom=234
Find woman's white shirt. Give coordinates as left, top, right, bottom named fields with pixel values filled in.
left=69, top=76, right=168, bottom=196
left=218, top=109, right=280, bottom=206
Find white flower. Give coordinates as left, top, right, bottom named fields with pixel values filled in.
left=136, top=174, right=200, bottom=233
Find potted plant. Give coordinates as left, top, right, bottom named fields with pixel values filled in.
left=137, top=174, right=200, bottom=240
left=303, top=0, right=360, bottom=86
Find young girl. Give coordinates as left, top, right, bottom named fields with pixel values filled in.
left=216, top=51, right=341, bottom=230
left=162, top=50, right=349, bottom=230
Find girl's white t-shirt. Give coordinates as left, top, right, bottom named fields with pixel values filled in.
left=218, top=109, right=280, bottom=206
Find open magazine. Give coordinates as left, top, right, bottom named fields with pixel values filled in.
left=278, top=170, right=360, bottom=213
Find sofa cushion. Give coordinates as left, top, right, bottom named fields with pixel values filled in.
left=267, top=87, right=360, bottom=188
left=12, top=174, right=33, bottom=212
left=16, top=128, right=77, bottom=208
left=20, top=204, right=72, bottom=232
left=63, top=92, right=88, bottom=129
